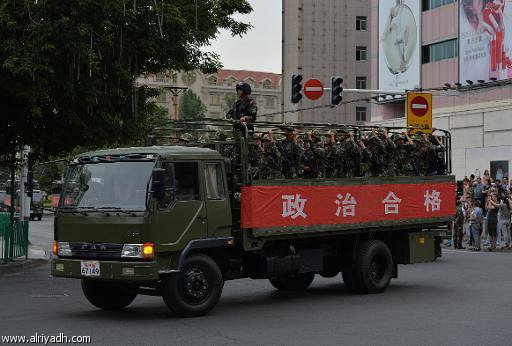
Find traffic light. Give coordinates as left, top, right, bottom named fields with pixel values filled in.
left=331, top=76, right=344, bottom=105
left=291, top=74, right=303, bottom=104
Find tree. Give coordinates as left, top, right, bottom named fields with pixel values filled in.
left=0, top=0, right=253, bottom=161
left=179, top=90, right=207, bottom=121
left=222, top=93, right=239, bottom=116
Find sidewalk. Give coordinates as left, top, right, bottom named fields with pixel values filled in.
left=0, top=244, right=49, bottom=275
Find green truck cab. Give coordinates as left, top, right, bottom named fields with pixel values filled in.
left=52, top=128, right=455, bottom=317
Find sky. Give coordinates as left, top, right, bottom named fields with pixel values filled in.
left=208, top=0, right=282, bottom=74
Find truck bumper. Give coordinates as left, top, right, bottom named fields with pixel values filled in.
left=52, top=258, right=160, bottom=282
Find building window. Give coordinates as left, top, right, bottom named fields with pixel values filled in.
left=422, top=39, right=458, bottom=64
left=264, top=96, right=276, bottom=109
left=204, top=163, right=226, bottom=200
left=356, top=46, right=367, bottom=61
left=210, top=94, right=220, bottom=106
left=356, top=107, right=367, bottom=122
left=422, top=0, right=456, bottom=11
left=356, top=16, right=367, bottom=31
left=207, top=75, right=218, bottom=85
left=262, top=79, right=273, bottom=89
left=245, top=78, right=255, bottom=87
left=225, top=77, right=237, bottom=87
left=356, top=76, right=367, bottom=89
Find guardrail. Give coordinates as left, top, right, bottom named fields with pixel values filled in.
left=0, top=213, right=29, bottom=264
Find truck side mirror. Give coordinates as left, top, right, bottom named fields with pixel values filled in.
left=151, top=168, right=166, bottom=200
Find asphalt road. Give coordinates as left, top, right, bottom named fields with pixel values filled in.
left=28, top=212, right=54, bottom=254
left=2, top=220, right=512, bottom=346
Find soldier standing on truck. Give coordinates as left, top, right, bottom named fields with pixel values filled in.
left=358, top=137, right=371, bottom=177
left=279, top=126, right=304, bottom=179
left=261, top=132, right=283, bottom=179
left=380, top=129, right=397, bottom=176
left=303, top=130, right=326, bottom=179
left=248, top=133, right=263, bottom=179
left=394, top=133, right=415, bottom=176
left=324, top=131, right=340, bottom=178
left=226, top=81, right=258, bottom=135
left=368, top=129, right=386, bottom=177
left=341, top=129, right=360, bottom=178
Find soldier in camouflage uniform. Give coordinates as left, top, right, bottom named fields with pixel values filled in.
left=324, top=131, right=340, bottom=178
left=303, top=130, right=326, bottom=178
left=367, top=129, right=386, bottom=177
left=339, top=129, right=360, bottom=178
left=248, top=133, right=263, bottom=179
left=178, top=133, right=194, bottom=145
left=226, top=82, right=257, bottom=137
left=454, top=200, right=465, bottom=249
left=279, top=126, right=305, bottom=179
left=380, top=128, right=397, bottom=176
left=260, top=132, right=283, bottom=179
left=413, top=134, right=429, bottom=176
left=357, top=137, right=371, bottom=177
left=394, top=133, right=415, bottom=176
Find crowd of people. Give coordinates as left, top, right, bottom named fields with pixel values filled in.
left=455, top=171, right=512, bottom=251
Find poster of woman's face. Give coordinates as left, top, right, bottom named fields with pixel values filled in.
left=460, top=0, right=512, bottom=82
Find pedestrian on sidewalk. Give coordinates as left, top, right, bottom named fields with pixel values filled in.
left=470, top=200, right=484, bottom=251
left=497, top=195, right=511, bottom=249
left=486, top=194, right=499, bottom=251
left=454, top=200, right=465, bottom=249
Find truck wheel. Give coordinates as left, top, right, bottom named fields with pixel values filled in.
left=81, top=280, right=138, bottom=310
left=37, top=215, right=42, bottom=221
left=162, top=254, right=223, bottom=317
left=269, top=273, right=315, bottom=291
left=354, top=240, right=393, bottom=294
left=29, top=215, right=34, bottom=221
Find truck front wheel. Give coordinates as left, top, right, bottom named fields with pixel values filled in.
left=354, top=240, right=393, bottom=294
left=269, top=273, right=315, bottom=291
left=81, top=280, right=138, bottom=310
left=162, top=254, right=224, bottom=317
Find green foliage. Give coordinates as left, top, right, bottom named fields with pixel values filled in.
left=179, top=90, right=207, bottom=121
left=0, top=0, right=253, bottom=161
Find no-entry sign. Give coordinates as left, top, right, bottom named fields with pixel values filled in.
left=407, top=92, right=432, bottom=134
left=304, top=79, right=324, bottom=100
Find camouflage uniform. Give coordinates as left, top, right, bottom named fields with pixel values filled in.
left=341, top=136, right=360, bottom=178
left=304, top=131, right=326, bottom=178
left=226, top=96, right=257, bottom=137
left=279, top=128, right=305, bottom=179
left=368, top=136, right=385, bottom=177
left=414, top=139, right=429, bottom=176
left=394, top=137, right=415, bottom=176
left=324, top=132, right=340, bottom=178
left=261, top=135, right=283, bottom=179
left=248, top=134, right=263, bottom=179
left=178, top=133, right=194, bottom=145
left=454, top=203, right=464, bottom=248
left=359, top=140, right=371, bottom=177
left=382, top=134, right=397, bottom=176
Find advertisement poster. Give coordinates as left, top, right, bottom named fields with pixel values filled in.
left=379, top=0, right=421, bottom=91
left=460, top=0, right=512, bottom=82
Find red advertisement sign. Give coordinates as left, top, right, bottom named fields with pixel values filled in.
left=241, top=182, right=455, bottom=229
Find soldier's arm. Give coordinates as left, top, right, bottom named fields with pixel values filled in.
left=246, top=99, right=257, bottom=122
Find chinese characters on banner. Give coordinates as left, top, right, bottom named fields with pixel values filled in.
left=241, top=182, right=455, bottom=229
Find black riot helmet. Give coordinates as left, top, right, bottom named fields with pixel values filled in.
left=236, top=81, right=252, bottom=95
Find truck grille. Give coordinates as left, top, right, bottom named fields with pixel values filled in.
left=69, top=242, right=122, bottom=260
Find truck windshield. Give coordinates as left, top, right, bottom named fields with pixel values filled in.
left=60, top=161, right=154, bottom=211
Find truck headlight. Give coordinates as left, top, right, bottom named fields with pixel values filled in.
left=121, top=243, right=154, bottom=260
left=57, top=242, right=72, bottom=257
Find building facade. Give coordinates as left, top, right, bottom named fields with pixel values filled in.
left=369, top=0, right=512, bottom=180
left=282, top=0, right=372, bottom=124
left=138, top=69, right=282, bottom=121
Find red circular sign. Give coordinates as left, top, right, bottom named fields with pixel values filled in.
left=304, top=79, right=324, bottom=100
left=410, top=96, right=429, bottom=117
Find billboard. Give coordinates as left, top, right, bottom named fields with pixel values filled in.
left=379, top=0, right=421, bottom=91
left=460, top=0, right=512, bottom=82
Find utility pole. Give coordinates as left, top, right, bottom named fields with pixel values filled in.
left=19, top=146, right=30, bottom=221
left=166, top=86, right=187, bottom=121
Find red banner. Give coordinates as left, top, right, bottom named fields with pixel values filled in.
left=241, top=182, right=455, bottom=229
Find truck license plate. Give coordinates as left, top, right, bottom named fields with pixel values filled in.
left=80, top=261, right=100, bottom=277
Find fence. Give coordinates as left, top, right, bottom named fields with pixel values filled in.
left=0, top=213, right=29, bottom=264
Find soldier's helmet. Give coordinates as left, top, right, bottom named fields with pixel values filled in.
left=180, top=133, right=194, bottom=142
left=261, top=134, right=272, bottom=142
left=215, top=129, right=228, bottom=141
left=252, top=133, right=263, bottom=141
left=236, top=81, right=252, bottom=95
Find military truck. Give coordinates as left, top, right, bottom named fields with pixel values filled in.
left=52, top=121, right=455, bottom=316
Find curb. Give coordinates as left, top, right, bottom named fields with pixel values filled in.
left=0, top=258, right=49, bottom=275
